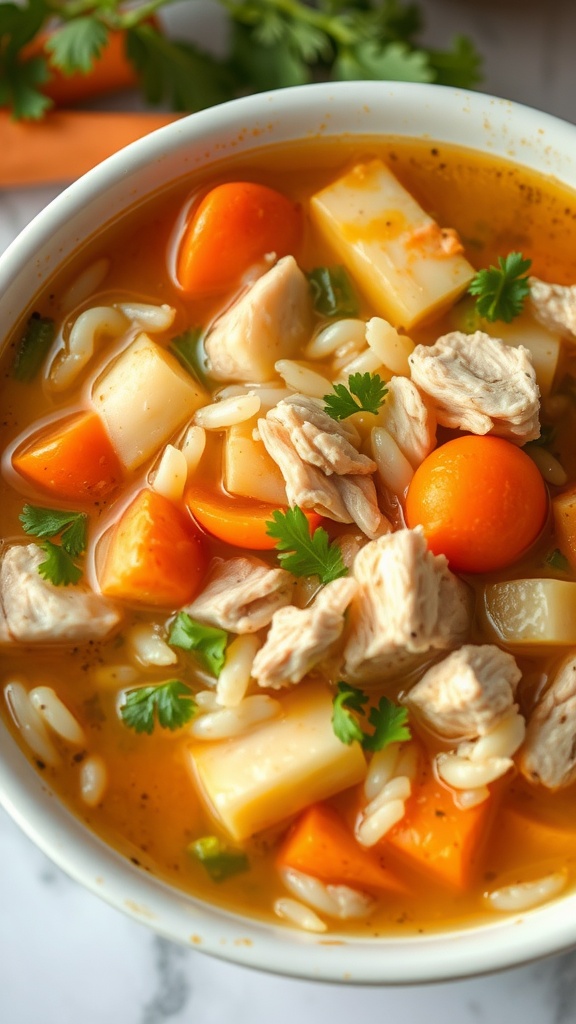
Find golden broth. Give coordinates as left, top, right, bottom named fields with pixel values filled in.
left=2, top=136, right=576, bottom=936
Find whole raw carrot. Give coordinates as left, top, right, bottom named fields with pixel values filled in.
left=0, top=109, right=180, bottom=188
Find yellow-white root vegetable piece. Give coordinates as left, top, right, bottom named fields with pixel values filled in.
left=224, top=418, right=288, bottom=504
left=92, top=333, right=208, bottom=470
left=483, top=579, right=576, bottom=647
left=489, top=314, right=561, bottom=399
left=309, top=159, right=475, bottom=330
left=188, top=682, right=367, bottom=841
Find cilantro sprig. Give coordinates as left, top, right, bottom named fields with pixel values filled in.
left=1, top=1, right=483, bottom=122
left=332, top=682, right=411, bottom=752
left=168, top=612, right=228, bottom=677
left=323, top=373, right=388, bottom=421
left=120, top=680, right=198, bottom=735
left=19, top=504, right=88, bottom=586
left=468, top=252, right=532, bottom=323
left=265, top=506, right=347, bottom=585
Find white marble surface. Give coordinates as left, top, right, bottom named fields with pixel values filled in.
left=3, top=2, right=576, bottom=1021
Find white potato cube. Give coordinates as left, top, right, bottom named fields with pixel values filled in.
left=310, top=159, right=475, bottom=330
left=92, top=333, right=208, bottom=470
left=188, top=682, right=367, bottom=840
left=483, top=579, right=576, bottom=647
left=490, top=315, right=560, bottom=398
left=224, top=418, right=288, bottom=505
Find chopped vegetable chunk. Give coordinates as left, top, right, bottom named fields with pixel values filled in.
left=99, top=489, right=207, bottom=606
left=310, top=159, right=475, bottom=329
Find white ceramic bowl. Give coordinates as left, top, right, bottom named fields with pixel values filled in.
left=2, top=81, right=576, bottom=985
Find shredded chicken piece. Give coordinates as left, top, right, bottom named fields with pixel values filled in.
left=519, top=656, right=576, bottom=789
left=529, top=276, right=576, bottom=342
left=377, top=375, right=436, bottom=468
left=185, top=556, right=295, bottom=634
left=0, top=544, right=122, bottom=644
left=408, top=330, right=540, bottom=443
left=404, top=644, right=521, bottom=741
left=252, top=577, right=358, bottom=689
left=259, top=394, right=389, bottom=539
left=204, top=256, right=313, bottom=382
left=342, top=527, right=471, bottom=683
left=407, top=223, right=464, bottom=257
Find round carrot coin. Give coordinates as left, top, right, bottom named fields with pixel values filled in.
left=405, top=434, right=548, bottom=573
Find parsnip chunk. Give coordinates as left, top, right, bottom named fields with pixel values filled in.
left=309, top=159, right=475, bottom=330
left=490, top=315, right=561, bottom=399
left=188, top=683, right=366, bottom=840
left=224, top=418, right=288, bottom=504
left=92, top=333, right=208, bottom=470
left=483, top=579, right=576, bottom=647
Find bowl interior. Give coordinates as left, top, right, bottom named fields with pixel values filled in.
left=2, top=81, right=576, bottom=984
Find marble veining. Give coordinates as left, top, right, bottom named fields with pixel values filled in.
left=2, top=2, right=576, bottom=1021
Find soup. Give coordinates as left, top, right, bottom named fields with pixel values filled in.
left=2, top=137, right=576, bottom=938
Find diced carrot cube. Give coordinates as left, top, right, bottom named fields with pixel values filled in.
left=99, top=489, right=207, bottom=607
left=12, top=411, right=122, bottom=504
left=278, top=802, right=407, bottom=894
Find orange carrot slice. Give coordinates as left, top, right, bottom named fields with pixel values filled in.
left=185, top=483, right=322, bottom=550
left=12, top=412, right=123, bottom=504
left=176, top=181, right=303, bottom=297
left=278, top=802, right=407, bottom=894
left=99, top=489, right=207, bottom=607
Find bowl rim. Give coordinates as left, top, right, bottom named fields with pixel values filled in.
left=2, top=79, right=576, bottom=985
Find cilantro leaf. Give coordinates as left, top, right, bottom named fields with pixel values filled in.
left=307, top=266, right=359, bottom=317
left=168, top=612, right=228, bottom=678
left=334, top=39, right=433, bottom=83
left=188, top=835, right=249, bottom=882
left=468, top=252, right=532, bottom=323
left=265, top=506, right=348, bottom=585
left=44, top=17, right=109, bottom=75
left=331, top=682, right=368, bottom=745
left=120, top=680, right=197, bottom=735
left=169, top=328, right=206, bottom=384
left=323, top=372, right=388, bottom=420
left=12, top=314, right=55, bottom=381
left=332, top=683, right=411, bottom=751
left=20, top=504, right=87, bottom=586
left=362, top=697, right=412, bottom=752
left=37, top=540, right=82, bottom=587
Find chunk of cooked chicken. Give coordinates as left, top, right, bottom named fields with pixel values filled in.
left=376, top=375, right=436, bottom=468
left=519, top=656, right=576, bottom=789
left=204, top=256, right=313, bottom=382
left=529, top=276, right=576, bottom=342
left=404, top=644, right=521, bottom=740
left=408, top=330, right=540, bottom=443
left=185, top=556, right=294, bottom=634
left=258, top=394, right=389, bottom=539
left=342, top=527, right=471, bottom=683
left=0, top=543, right=122, bottom=644
left=252, top=577, right=358, bottom=689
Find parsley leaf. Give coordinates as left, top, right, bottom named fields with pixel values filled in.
left=307, top=266, right=359, bottom=317
left=120, top=680, right=197, bottom=735
left=323, top=372, right=388, bottom=420
left=44, top=17, right=109, bottom=75
left=334, top=40, right=433, bottom=84
left=20, top=504, right=88, bottom=586
left=37, top=539, right=82, bottom=586
left=169, top=328, right=206, bottom=384
left=468, top=252, right=532, bottom=323
left=332, top=683, right=411, bottom=751
left=188, top=835, right=249, bottom=882
left=265, top=506, right=348, bottom=585
left=363, top=696, right=412, bottom=752
left=332, top=682, right=368, bottom=745
left=168, top=612, right=228, bottom=678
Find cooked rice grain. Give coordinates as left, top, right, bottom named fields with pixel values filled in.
left=275, top=360, right=332, bottom=398
left=484, top=872, right=567, bottom=912
left=150, top=444, right=189, bottom=501
left=29, top=686, right=85, bottom=745
left=274, top=897, right=327, bottom=933
left=80, top=755, right=108, bottom=807
left=304, top=319, right=366, bottom=360
left=189, top=694, right=280, bottom=739
left=195, top=392, right=261, bottom=429
left=365, top=317, right=414, bottom=376
left=280, top=867, right=374, bottom=920
left=128, top=624, right=178, bottom=668
left=216, top=634, right=260, bottom=708
left=4, top=680, right=60, bottom=766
